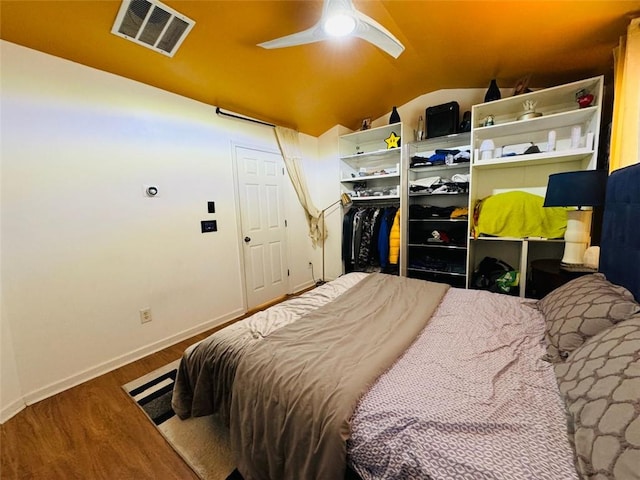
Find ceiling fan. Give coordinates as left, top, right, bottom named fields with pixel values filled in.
left=257, top=0, right=405, bottom=58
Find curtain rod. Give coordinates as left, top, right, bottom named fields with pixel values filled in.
left=215, top=107, right=275, bottom=128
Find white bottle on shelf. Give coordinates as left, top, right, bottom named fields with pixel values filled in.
left=547, top=130, right=556, bottom=152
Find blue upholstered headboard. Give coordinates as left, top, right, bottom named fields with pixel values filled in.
left=599, top=163, right=640, bottom=301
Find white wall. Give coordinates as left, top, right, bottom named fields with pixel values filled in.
left=0, top=41, right=326, bottom=421
left=1, top=266, right=24, bottom=422
left=316, top=125, right=351, bottom=281
left=0, top=41, right=514, bottom=423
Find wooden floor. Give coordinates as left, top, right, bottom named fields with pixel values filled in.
left=1, top=293, right=301, bottom=480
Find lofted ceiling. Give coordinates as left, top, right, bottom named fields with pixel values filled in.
left=1, top=0, right=639, bottom=136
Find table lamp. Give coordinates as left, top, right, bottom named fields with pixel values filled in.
left=543, top=170, right=608, bottom=265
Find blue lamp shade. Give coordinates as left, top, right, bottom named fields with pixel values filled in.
left=543, top=170, right=608, bottom=208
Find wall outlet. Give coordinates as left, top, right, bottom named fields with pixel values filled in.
left=139, top=307, right=152, bottom=324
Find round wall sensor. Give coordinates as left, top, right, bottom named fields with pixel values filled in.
left=145, top=186, right=158, bottom=197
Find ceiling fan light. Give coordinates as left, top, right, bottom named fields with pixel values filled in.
left=323, top=13, right=356, bottom=37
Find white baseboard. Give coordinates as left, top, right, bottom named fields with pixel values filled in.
left=6, top=282, right=318, bottom=423
left=291, top=279, right=316, bottom=294
left=21, top=308, right=245, bottom=409
left=0, top=398, right=26, bottom=424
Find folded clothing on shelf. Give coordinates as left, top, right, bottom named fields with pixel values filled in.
left=431, top=182, right=469, bottom=194
left=409, top=255, right=466, bottom=274
left=411, top=176, right=441, bottom=188
left=409, top=204, right=456, bottom=218
left=451, top=173, right=470, bottom=182
left=409, top=182, right=469, bottom=194
left=450, top=207, right=469, bottom=219
left=410, top=149, right=471, bottom=168
left=408, top=224, right=467, bottom=246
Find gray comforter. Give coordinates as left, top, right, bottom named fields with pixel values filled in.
left=171, top=272, right=368, bottom=424
left=230, top=273, right=449, bottom=480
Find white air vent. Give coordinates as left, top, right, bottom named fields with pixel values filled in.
left=111, top=0, right=195, bottom=57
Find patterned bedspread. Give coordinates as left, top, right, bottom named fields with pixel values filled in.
left=348, top=288, right=578, bottom=480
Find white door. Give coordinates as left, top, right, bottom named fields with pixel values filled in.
left=235, top=146, right=289, bottom=309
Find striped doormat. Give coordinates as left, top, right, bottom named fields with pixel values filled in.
left=126, top=362, right=178, bottom=425
left=124, top=361, right=361, bottom=480
left=123, top=360, right=236, bottom=480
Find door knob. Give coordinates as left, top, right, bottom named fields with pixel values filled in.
left=244, top=236, right=251, bottom=243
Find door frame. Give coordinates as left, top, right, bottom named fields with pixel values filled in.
left=231, top=142, right=291, bottom=312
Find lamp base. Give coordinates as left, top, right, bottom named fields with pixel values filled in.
left=561, top=242, right=588, bottom=265
left=561, top=209, right=592, bottom=265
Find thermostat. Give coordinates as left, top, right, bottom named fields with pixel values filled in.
left=144, top=185, right=159, bottom=197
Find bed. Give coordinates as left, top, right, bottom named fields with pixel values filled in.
left=172, top=163, right=640, bottom=480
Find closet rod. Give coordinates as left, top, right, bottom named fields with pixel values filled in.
left=215, top=107, right=275, bottom=128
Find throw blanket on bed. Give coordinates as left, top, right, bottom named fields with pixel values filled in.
left=230, top=273, right=449, bottom=480
left=171, top=273, right=368, bottom=422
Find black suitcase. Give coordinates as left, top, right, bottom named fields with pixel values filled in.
left=426, top=101, right=459, bottom=138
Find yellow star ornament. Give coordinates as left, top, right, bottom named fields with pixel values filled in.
left=385, top=131, right=401, bottom=149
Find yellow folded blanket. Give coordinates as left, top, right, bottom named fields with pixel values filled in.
left=476, top=191, right=567, bottom=238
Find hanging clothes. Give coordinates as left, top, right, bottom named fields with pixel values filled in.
left=388, top=209, right=401, bottom=265
left=342, top=208, right=357, bottom=272
left=342, top=205, right=397, bottom=273
left=357, top=208, right=380, bottom=269
left=378, top=206, right=398, bottom=269
left=351, top=209, right=366, bottom=267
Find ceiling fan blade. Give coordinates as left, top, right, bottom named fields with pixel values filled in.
left=352, top=10, right=405, bottom=58
left=257, top=0, right=404, bottom=58
left=257, top=0, right=340, bottom=50
left=258, top=24, right=328, bottom=50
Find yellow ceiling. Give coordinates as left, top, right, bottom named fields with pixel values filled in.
left=1, top=1, right=639, bottom=136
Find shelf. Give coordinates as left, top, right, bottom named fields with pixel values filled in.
left=471, top=236, right=565, bottom=242
left=351, top=195, right=400, bottom=201
left=339, top=122, right=403, bottom=159
left=409, top=162, right=470, bottom=174
left=472, top=148, right=594, bottom=169
left=409, top=243, right=466, bottom=250
left=466, top=76, right=602, bottom=297
left=341, top=122, right=404, bottom=275
left=409, top=218, right=468, bottom=223
left=472, top=77, right=602, bottom=125
left=341, top=172, right=400, bottom=182
left=473, top=107, right=597, bottom=140
left=405, top=135, right=470, bottom=282
left=408, top=132, right=471, bottom=152
left=340, top=122, right=402, bottom=143
left=407, top=267, right=466, bottom=277
left=409, top=191, right=468, bottom=197
left=340, top=148, right=401, bottom=161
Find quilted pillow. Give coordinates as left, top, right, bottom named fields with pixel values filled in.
left=554, top=317, right=640, bottom=479
left=538, top=273, right=639, bottom=362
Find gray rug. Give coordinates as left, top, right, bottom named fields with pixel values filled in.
left=123, top=360, right=236, bottom=480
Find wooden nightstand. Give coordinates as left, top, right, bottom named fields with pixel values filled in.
left=528, top=258, right=597, bottom=299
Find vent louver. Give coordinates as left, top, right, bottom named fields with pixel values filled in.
left=111, top=0, right=195, bottom=57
